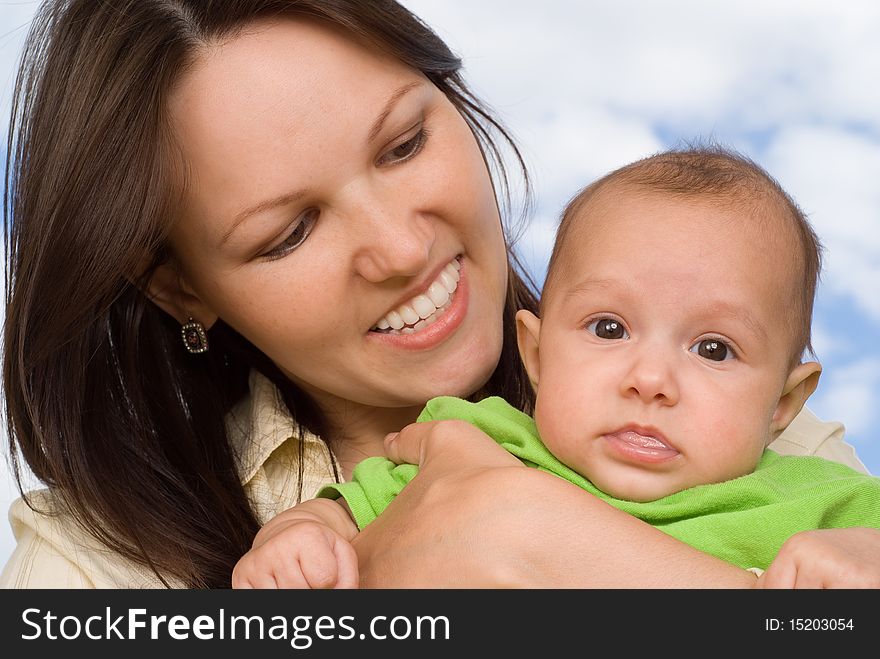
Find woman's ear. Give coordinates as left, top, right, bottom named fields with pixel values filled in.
left=769, top=361, right=822, bottom=439
left=515, top=309, right=542, bottom=391
left=145, top=260, right=218, bottom=329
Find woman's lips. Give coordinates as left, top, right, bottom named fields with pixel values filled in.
left=366, top=258, right=469, bottom=351
left=371, top=257, right=461, bottom=333
left=603, top=428, right=680, bottom=464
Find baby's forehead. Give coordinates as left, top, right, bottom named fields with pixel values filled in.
left=544, top=183, right=804, bottom=308
left=571, top=183, right=800, bottom=256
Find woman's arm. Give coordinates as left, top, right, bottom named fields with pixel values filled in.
left=354, top=423, right=756, bottom=588
left=354, top=467, right=756, bottom=588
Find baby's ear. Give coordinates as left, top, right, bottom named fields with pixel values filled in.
left=515, top=309, right=542, bottom=390
left=770, top=361, right=822, bottom=439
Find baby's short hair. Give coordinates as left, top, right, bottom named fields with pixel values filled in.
left=543, top=145, right=823, bottom=366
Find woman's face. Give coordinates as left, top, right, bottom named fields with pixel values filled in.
left=165, top=18, right=508, bottom=418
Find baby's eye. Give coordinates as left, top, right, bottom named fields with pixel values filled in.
left=586, top=317, right=628, bottom=340
left=690, top=338, right=735, bottom=362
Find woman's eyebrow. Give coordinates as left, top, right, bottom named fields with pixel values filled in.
left=221, top=190, right=308, bottom=246
left=219, top=82, right=423, bottom=247
left=367, top=81, right=422, bottom=144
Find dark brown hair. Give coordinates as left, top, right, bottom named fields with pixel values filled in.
left=3, top=0, right=537, bottom=588
left=544, top=145, right=821, bottom=365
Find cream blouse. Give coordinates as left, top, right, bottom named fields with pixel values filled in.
left=0, top=371, right=869, bottom=588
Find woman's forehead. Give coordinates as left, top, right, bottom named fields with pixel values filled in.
left=166, top=18, right=429, bottom=226
left=170, top=17, right=417, bottom=126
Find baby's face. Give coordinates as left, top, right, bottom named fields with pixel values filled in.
left=527, top=190, right=809, bottom=501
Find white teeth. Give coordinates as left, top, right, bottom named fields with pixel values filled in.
left=372, top=257, right=461, bottom=334
left=387, top=310, right=404, bottom=330
left=400, top=304, right=420, bottom=325
left=427, top=282, right=449, bottom=307
left=439, top=270, right=456, bottom=291
left=412, top=295, right=436, bottom=319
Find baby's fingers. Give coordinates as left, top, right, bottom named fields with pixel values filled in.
left=298, top=547, right=345, bottom=589
left=284, top=525, right=351, bottom=589
left=756, top=557, right=797, bottom=589
left=331, top=534, right=360, bottom=589
left=232, top=553, right=280, bottom=589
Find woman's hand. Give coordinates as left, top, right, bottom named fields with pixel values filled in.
left=758, top=527, right=880, bottom=588
left=353, top=419, right=756, bottom=588
left=383, top=418, right=524, bottom=470
left=353, top=419, right=529, bottom=587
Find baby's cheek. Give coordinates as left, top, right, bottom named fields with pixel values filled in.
left=533, top=396, right=568, bottom=453
left=699, top=423, right=765, bottom=483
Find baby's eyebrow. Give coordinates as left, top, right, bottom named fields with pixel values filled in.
left=561, top=278, right=617, bottom=301
left=700, top=302, right=768, bottom=341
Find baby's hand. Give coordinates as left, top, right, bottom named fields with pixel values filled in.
left=758, top=527, right=880, bottom=588
left=232, top=499, right=359, bottom=589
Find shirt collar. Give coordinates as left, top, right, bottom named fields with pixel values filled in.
left=226, top=370, right=323, bottom=485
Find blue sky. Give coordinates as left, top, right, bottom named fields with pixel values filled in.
left=0, top=0, right=878, bottom=564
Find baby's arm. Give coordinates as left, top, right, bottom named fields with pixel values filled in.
left=232, top=497, right=359, bottom=589
left=758, top=527, right=880, bottom=589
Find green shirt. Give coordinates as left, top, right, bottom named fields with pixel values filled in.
left=318, top=396, right=880, bottom=570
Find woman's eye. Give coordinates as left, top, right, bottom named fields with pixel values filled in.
left=586, top=317, right=628, bottom=340
left=262, top=210, right=318, bottom=260
left=378, top=127, right=428, bottom=165
left=690, top=338, right=735, bottom=362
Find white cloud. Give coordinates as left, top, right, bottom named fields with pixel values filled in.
left=764, top=126, right=880, bottom=320
left=405, top=0, right=880, bottom=132
left=809, top=322, right=846, bottom=364
left=518, top=104, right=663, bottom=213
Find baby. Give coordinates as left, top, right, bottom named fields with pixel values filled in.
left=233, top=146, right=880, bottom=588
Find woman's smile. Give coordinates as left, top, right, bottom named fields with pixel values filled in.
left=371, top=256, right=460, bottom=334
left=367, top=256, right=468, bottom=351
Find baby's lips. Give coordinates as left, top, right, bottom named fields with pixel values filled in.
left=614, top=430, right=670, bottom=450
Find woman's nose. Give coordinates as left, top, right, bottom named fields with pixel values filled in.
left=618, top=343, right=680, bottom=406
left=349, top=194, right=436, bottom=283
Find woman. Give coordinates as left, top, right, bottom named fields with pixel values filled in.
left=2, top=0, right=873, bottom=589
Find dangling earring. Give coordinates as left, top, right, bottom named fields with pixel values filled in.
left=181, top=317, right=209, bottom=354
